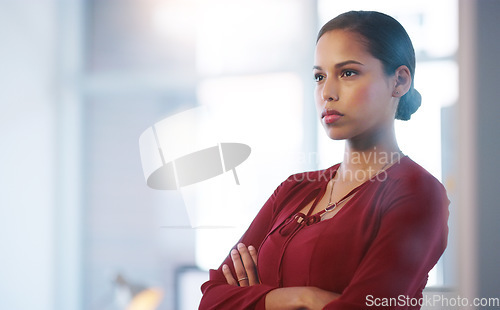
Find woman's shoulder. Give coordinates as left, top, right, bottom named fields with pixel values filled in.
left=385, top=156, right=448, bottom=200
left=390, top=156, right=442, bottom=183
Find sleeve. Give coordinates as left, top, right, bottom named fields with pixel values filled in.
left=199, top=176, right=300, bottom=310
left=324, top=175, right=449, bottom=310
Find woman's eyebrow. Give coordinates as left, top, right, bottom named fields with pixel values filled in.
left=335, top=60, right=364, bottom=68
left=312, top=60, right=364, bottom=71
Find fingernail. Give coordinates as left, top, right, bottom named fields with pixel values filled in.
left=248, top=245, right=255, bottom=251
left=222, top=264, right=228, bottom=270
left=237, top=243, right=245, bottom=249
left=231, top=249, right=238, bottom=255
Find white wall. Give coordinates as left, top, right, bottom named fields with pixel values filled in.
left=0, top=1, right=57, bottom=309
left=471, top=1, right=500, bottom=299
left=458, top=0, right=500, bottom=304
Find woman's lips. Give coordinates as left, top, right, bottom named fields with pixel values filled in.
left=321, top=109, right=344, bottom=124
left=324, top=114, right=342, bottom=124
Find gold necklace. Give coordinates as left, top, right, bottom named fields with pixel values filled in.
left=322, top=151, right=403, bottom=219
left=278, top=151, right=404, bottom=235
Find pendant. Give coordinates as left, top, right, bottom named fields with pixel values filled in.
left=326, top=202, right=337, bottom=212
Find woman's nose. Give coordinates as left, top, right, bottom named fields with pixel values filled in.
left=322, top=79, right=339, bottom=102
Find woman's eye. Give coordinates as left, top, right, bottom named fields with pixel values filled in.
left=314, top=74, right=325, bottom=82
left=340, top=70, right=357, bottom=78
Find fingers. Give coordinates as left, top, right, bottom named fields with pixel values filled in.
left=230, top=247, right=249, bottom=286
left=248, top=245, right=258, bottom=266
left=223, top=243, right=260, bottom=287
left=237, top=243, right=259, bottom=286
left=222, top=264, right=238, bottom=286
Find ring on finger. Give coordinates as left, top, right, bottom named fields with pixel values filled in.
left=237, top=277, right=248, bottom=282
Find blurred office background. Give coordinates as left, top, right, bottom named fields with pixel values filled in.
left=0, top=0, right=498, bottom=309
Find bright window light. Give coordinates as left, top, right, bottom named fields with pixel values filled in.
left=195, top=73, right=304, bottom=270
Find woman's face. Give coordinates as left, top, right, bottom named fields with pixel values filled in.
left=313, top=30, right=399, bottom=142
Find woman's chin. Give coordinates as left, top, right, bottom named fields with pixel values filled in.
left=323, top=127, right=348, bottom=141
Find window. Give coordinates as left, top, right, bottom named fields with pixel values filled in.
left=192, top=0, right=315, bottom=271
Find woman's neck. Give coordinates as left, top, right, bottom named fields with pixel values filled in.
left=341, top=125, right=402, bottom=173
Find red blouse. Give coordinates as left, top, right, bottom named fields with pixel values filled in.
left=199, top=156, right=449, bottom=309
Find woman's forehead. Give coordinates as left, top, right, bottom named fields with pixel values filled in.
left=314, top=30, right=372, bottom=65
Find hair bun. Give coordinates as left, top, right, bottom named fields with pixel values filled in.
left=396, top=88, right=421, bottom=121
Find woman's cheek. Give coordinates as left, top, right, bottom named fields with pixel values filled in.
left=351, top=85, right=371, bottom=104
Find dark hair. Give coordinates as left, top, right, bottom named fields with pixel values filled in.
left=317, top=11, right=421, bottom=121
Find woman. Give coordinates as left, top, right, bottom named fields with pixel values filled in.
left=199, top=11, right=449, bottom=310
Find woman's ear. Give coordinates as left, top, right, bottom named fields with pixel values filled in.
left=392, top=65, right=411, bottom=97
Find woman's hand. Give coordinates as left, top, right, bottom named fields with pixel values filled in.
left=299, top=287, right=340, bottom=309
left=265, top=287, right=340, bottom=310
left=222, top=243, right=260, bottom=287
